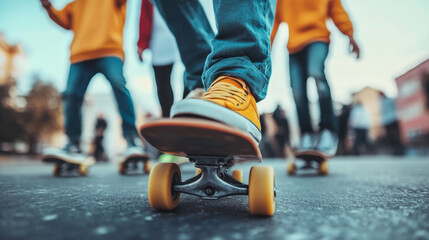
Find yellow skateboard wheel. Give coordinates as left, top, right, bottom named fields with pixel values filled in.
left=143, top=160, right=152, bottom=174
left=195, top=168, right=202, bottom=176
left=287, top=163, right=297, bottom=176
left=78, top=165, right=88, bottom=176
left=148, top=163, right=181, bottom=210
left=53, top=165, right=61, bottom=176
left=232, top=169, right=243, bottom=183
left=119, top=163, right=126, bottom=175
left=248, top=166, right=275, bottom=216
left=318, top=161, right=329, bottom=175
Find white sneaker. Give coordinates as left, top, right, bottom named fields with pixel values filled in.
left=123, top=146, right=146, bottom=158
left=123, top=136, right=147, bottom=158
left=316, top=129, right=338, bottom=157
left=297, top=132, right=317, bottom=152
left=43, top=143, right=94, bottom=164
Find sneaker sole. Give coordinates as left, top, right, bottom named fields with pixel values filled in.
left=170, top=98, right=262, bottom=143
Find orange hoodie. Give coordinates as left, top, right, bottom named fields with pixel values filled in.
left=44, top=0, right=127, bottom=63
left=271, top=0, right=354, bottom=54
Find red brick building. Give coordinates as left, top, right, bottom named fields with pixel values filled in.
left=395, top=59, right=429, bottom=146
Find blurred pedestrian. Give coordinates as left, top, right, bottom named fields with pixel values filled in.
left=149, top=1, right=275, bottom=144
left=259, top=113, right=277, bottom=158
left=380, top=93, right=404, bottom=155
left=272, top=105, right=293, bottom=158
left=337, top=104, right=352, bottom=155
left=271, top=0, right=360, bottom=156
left=137, top=0, right=179, bottom=118
left=349, top=102, right=372, bottom=155
left=92, top=113, right=108, bottom=162
left=40, top=0, right=145, bottom=162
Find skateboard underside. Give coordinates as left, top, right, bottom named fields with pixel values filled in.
left=119, top=154, right=151, bottom=175
left=289, top=151, right=329, bottom=175
left=140, top=118, right=261, bottom=162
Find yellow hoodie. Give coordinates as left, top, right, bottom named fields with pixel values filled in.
left=45, top=0, right=127, bottom=63
left=271, top=0, right=354, bottom=54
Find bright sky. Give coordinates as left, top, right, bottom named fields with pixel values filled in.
left=1, top=0, right=429, bottom=117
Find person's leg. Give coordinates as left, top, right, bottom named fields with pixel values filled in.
left=352, top=128, right=363, bottom=155
left=63, top=61, right=97, bottom=146
left=289, top=52, right=312, bottom=134
left=306, top=42, right=339, bottom=155
left=96, top=57, right=138, bottom=140
left=289, top=51, right=318, bottom=151
left=362, top=129, right=373, bottom=154
left=153, top=64, right=174, bottom=117
left=93, top=136, right=103, bottom=160
left=151, top=0, right=210, bottom=92
left=203, top=1, right=275, bottom=101
left=306, top=42, right=338, bottom=133
left=169, top=1, right=275, bottom=143
left=388, top=121, right=404, bottom=155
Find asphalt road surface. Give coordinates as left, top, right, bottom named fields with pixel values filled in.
left=1, top=156, right=428, bottom=240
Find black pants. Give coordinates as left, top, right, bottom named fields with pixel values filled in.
left=352, top=128, right=372, bottom=155
left=384, top=121, right=404, bottom=155
left=93, top=136, right=105, bottom=161
left=153, top=64, right=174, bottom=117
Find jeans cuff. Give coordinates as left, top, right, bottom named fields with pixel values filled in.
left=203, top=57, right=269, bottom=102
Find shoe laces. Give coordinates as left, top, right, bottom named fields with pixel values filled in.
left=204, top=77, right=248, bottom=107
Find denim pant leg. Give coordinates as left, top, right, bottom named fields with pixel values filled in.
left=96, top=57, right=137, bottom=138
left=203, top=1, right=275, bottom=102
left=64, top=61, right=97, bottom=143
left=306, top=42, right=338, bottom=133
left=289, top=53, right=313, bottom=134
left=151, top=0, right=212, bottom=93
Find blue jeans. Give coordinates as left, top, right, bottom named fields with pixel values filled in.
left=63, top=57, right=137, bottom=143
left=289, top=42, right=338, bottom=134
left=152, top=0, right=275, bottom=101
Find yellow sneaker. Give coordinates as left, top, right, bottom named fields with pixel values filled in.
left=171, top=76, right=261, bottom=142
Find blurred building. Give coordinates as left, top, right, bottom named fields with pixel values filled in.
left=395, top=59, right=429, bottom=147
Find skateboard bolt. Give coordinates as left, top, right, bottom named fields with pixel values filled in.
left=205, top=187, right=214, bottom=196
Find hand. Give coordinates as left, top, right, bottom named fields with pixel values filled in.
left=40, top=0, right=51, bottom=8
left=137, top=47, right=144, bottom=62
left=349, top=36, right=360, bottom=59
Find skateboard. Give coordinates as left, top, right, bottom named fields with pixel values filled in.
left=288, top=150, right=329, bottom=176
left=118, top=153, right=151, bottom=175
left=140, top=118, right=276, bottom=216
left=42, top=150, right=95, bottom=177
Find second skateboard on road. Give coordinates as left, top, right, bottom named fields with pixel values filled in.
left=288, top=150, right=329, bottom=176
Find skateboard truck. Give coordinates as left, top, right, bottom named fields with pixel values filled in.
left=174, top=156, right=248, bottom=200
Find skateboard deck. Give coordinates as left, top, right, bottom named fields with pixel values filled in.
left=139, top=117, right=275, bottom=216
left=288, top=150, right=329, bottom=175
left=42, top=153, right=95, bottom=177
left=118, top=153, right=151, bottom=175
